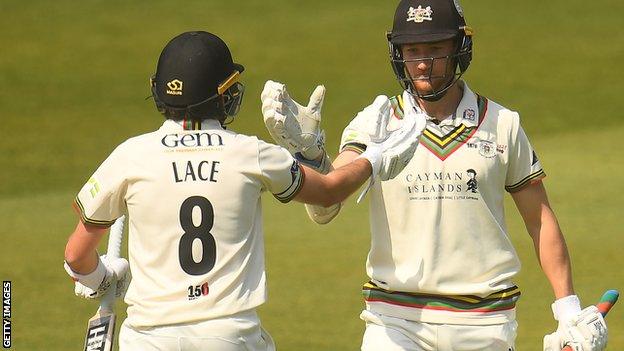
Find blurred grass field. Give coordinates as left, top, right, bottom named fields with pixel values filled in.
left=1, top=0, right=623, bottom=350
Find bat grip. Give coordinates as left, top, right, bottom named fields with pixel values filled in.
left=106, top=215, right=125, bottom=259
left=99, top=216, right=126, bottom=312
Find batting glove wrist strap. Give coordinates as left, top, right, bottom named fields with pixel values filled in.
left=295, top=148, right=332, bottom=174
left=64, top=256, right=107, bottom=291
left=358, top=144, right=383, bottom=179
left=552, top=294, right=581, bottom=323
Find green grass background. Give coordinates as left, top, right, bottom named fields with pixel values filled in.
left=1, top=0, right=622, bottom=350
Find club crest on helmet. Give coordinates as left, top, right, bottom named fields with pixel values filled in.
left=406, top=6, right=433, bottom=23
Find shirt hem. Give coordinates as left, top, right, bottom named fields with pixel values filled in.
left=365, top=301, right=516, bottom=326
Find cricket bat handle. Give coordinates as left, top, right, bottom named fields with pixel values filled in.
left=99, top=215, right=125, bottom=312
left=106, top=215, right=125, bottom=259
left=561, top=289, right=619, bottom=351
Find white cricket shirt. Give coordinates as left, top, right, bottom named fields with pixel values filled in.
left=340, top=82, right=545, bottom=325
left=74, top=119, right=304, bottom=327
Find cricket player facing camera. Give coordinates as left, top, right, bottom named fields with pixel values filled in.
left=261, top=1, right=609, bottom=350
left=63, top=31, right=424, bottom=350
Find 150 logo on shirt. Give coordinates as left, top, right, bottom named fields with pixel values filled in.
left=187, top=282, right=209, bottom=300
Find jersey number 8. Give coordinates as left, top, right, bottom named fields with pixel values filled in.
left=178, top=196, right=216, bottom=275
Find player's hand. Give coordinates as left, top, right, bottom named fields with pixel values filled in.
left=357, top=91, right=426, bottom=181
left=543, top=296, right=608, bottom=351
left=261, top=80, right=326, bottom=160
left=74, top=255, right=130, bottom=300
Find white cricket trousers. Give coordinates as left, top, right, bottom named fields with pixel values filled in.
left=119, top=309, right=275, bottom=351
left=360, top=310, right=517, bottom=351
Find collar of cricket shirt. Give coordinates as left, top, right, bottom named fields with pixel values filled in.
left=417, top=81, right=489, bottom=161
left=429, top=81, right=480, bottom=129
left=161, top=118, right=224, bottom=131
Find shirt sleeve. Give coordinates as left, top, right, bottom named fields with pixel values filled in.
left=257, top=140, right=304, bottom=203
left=73, top=144, right=128, bottom=227
left=505, top=116, right=546, bottom=192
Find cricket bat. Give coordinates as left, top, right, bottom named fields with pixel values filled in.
left=561, top=289, right=619, bottom=351
left=83, top=215, right=125, bottom=351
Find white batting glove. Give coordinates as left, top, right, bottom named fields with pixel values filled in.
left=261, top=80, right=326, bottom=160
left=341, top=96, right=391, bottom=149
left=543, top=296, right=608, bottom=351
left=355, top=92, right=426, bottom=179
left=390, top=91, right=428, bottom=179
left=355, top=92, right=426, bottom=201
left=65, top=255, right=130, bottom=299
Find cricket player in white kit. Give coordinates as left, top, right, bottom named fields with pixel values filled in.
left=63, top=31, right=425, bottom=350
left=260, top=1, right=610, bottom=350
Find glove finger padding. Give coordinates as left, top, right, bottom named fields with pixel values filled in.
left=363, top=96, right=391, bottom=141
left=297, top=85, right=325, bottom=145
left=281, top=89, right=300, bottom=117
left=260, top=80, right=326, bottom=160
left=342, top=95, right=391, bottom=149
left=270, top=112, right=301, bottom=153
left=261, top=80, right=284, bottom=101
left=307, top=85, right=326, bottom=116
left=378, top=127, right=417, bottom=180
left=376, top=92, right=427, bottom=180
left=261, top=98, right=283, bottom=116
left=402, top=90, right=428, bottom=136
left=356, top=94, right=425, bottom=201
left=263, top=109, right=289, bottom=149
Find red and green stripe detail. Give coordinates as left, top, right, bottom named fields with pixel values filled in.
left=182, top=119, right=202, bottom=130
left=505, top=169, right=546, bottom=192
left=363, top=281, right=521, bottom=313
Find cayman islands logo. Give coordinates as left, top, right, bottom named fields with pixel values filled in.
left=406, top=6, right=433, bottom=23
left=166, top=79, right=183, bottom=95
left=466, top=169, right=478, bottom=193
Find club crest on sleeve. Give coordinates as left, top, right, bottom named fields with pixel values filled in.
left=166, top=79, right=183, bottom=95
left=87, top=177, right=101, bottom=198
left=344, top=131, right=363, bottom=143
left=406, top=6, right=433, bottom=23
